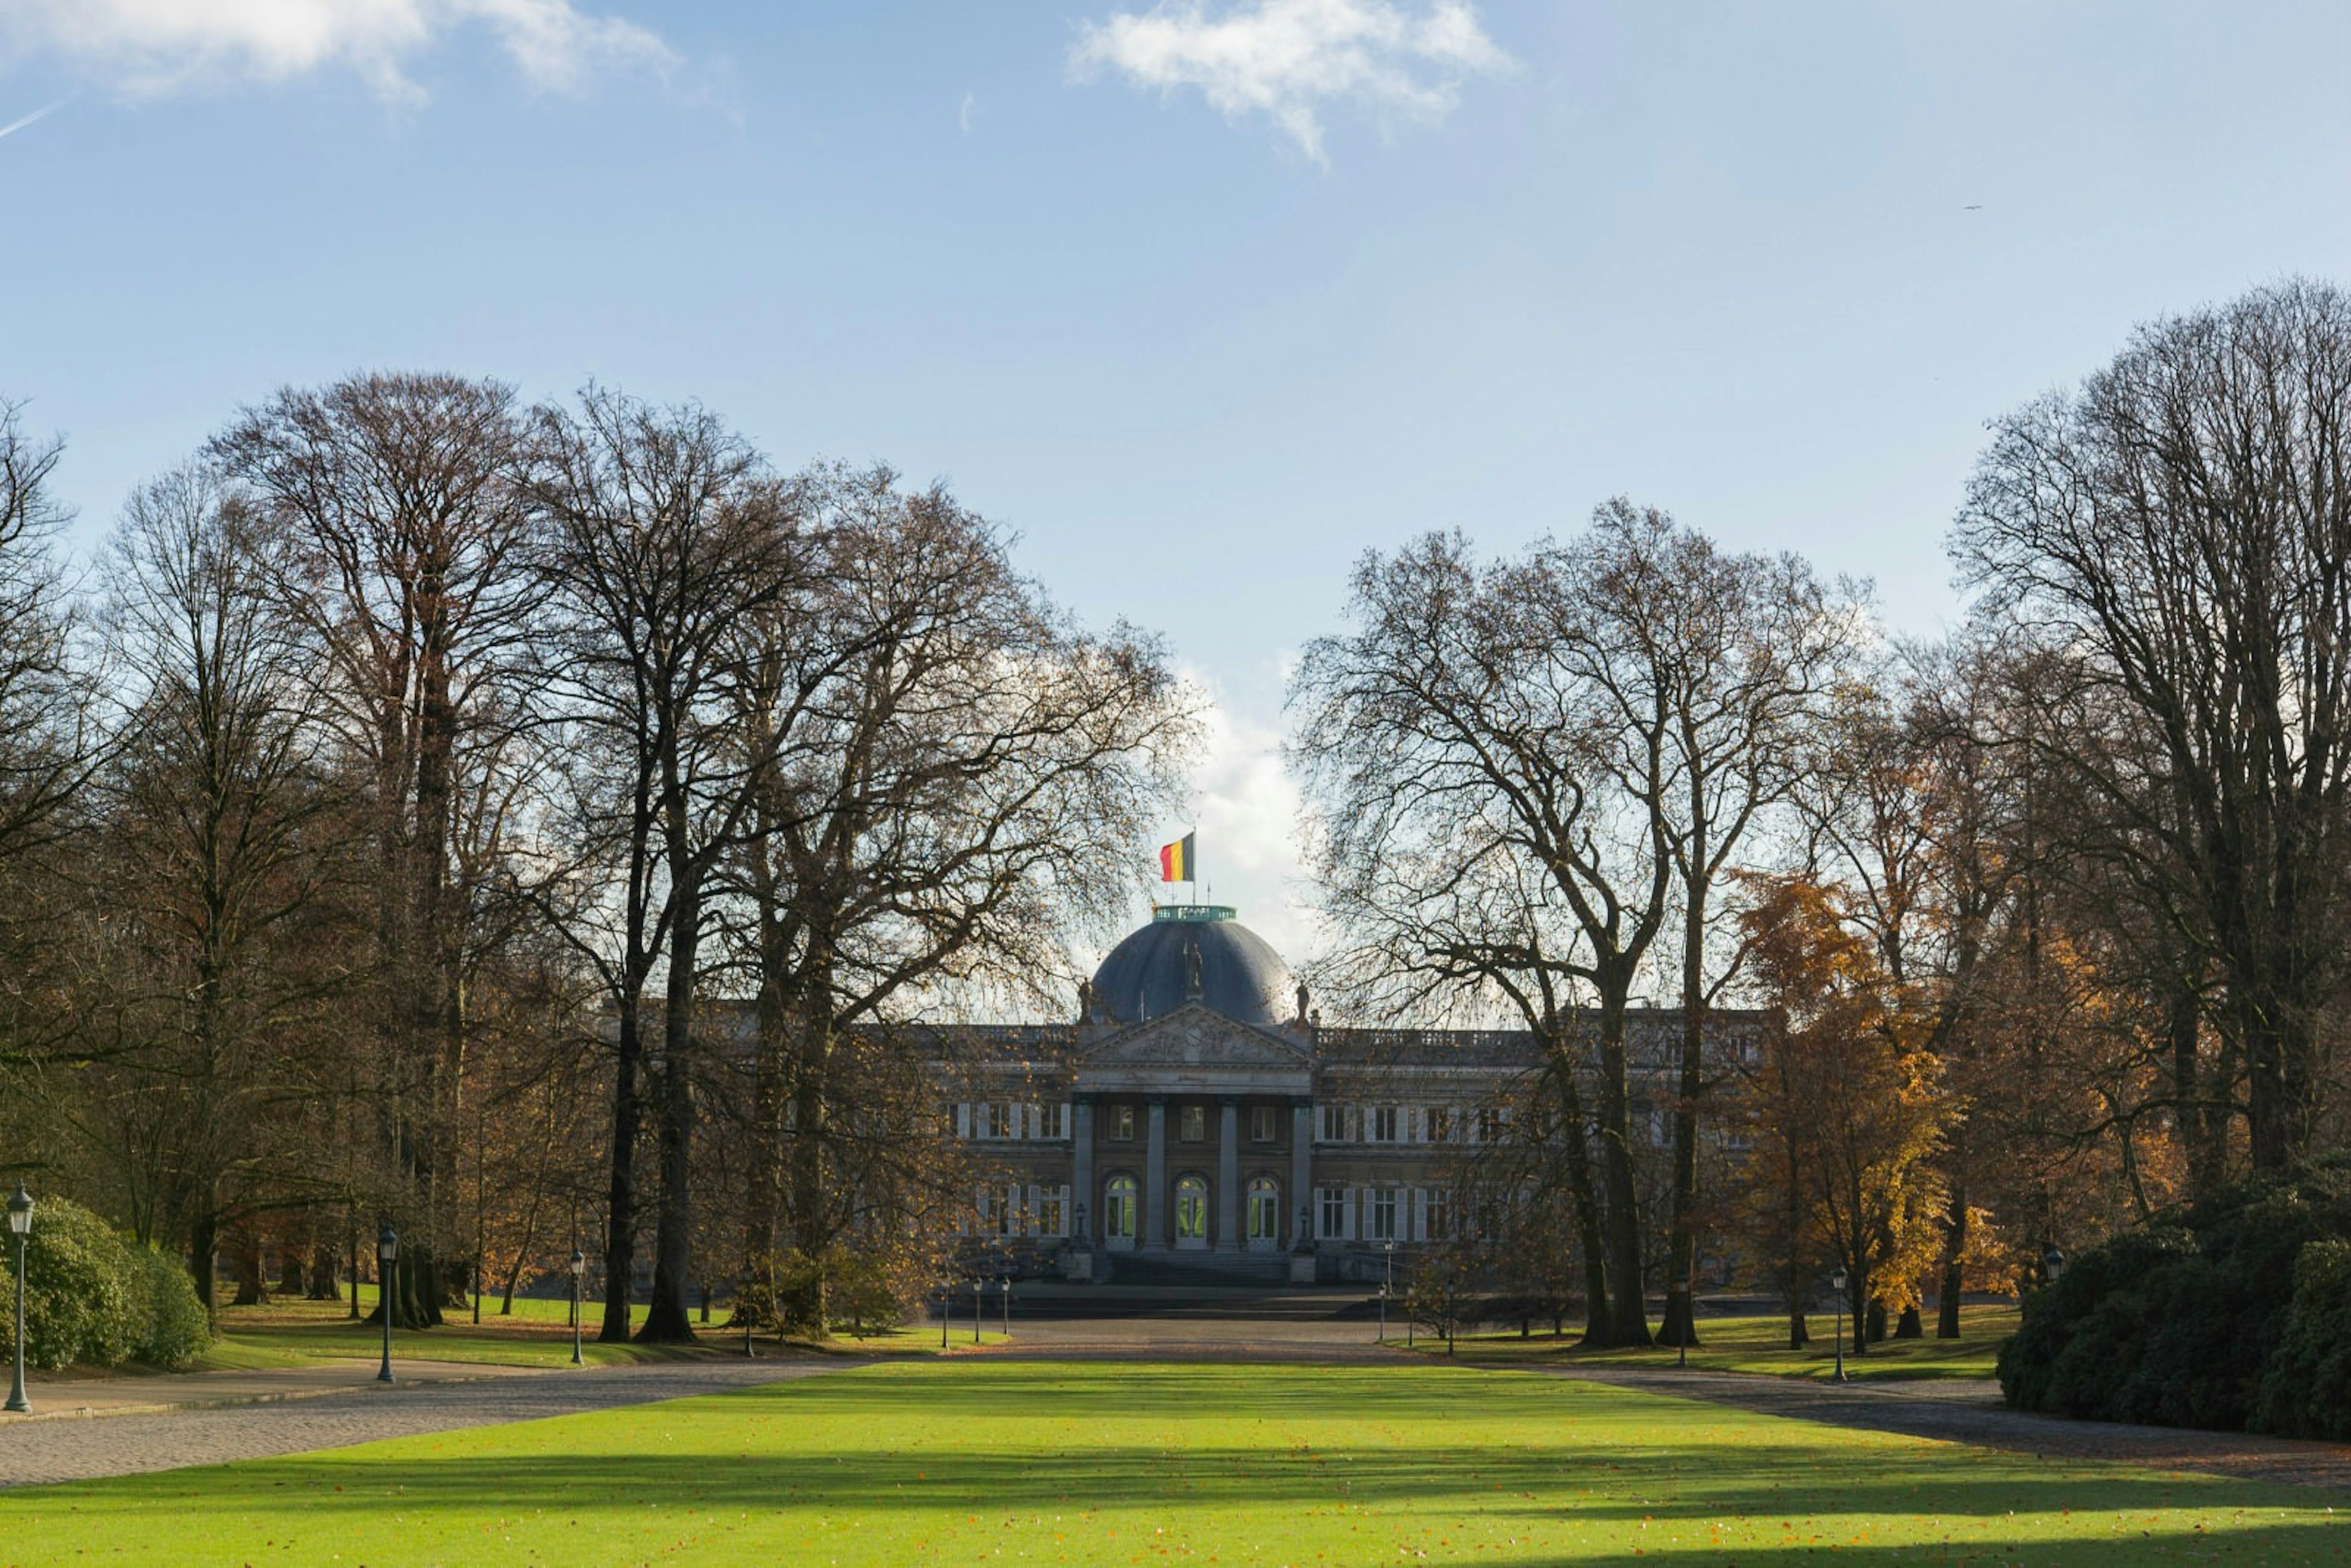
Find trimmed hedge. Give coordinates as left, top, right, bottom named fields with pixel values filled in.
left=0, top=1198, right=212, bottom=1371
left=1998, top=1179, right=2351, bottom=1435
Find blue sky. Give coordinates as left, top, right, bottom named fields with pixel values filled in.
left=2, top=1, right=2346, bottom=961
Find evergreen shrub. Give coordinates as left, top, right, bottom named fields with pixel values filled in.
left=2253, top=1241, right=2351, bottom=1439
left=0, top=1198, right=140, bottom=1370
left=1998, top=1177, right=2351, bottom=1433
left=0, top=1200, right=215, bottom=1370
left=130, top=1242, right=212, bottom=1367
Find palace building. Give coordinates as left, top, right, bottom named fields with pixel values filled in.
left=940, top=904, right=1757, bottom=1285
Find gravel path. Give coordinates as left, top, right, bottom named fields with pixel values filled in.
left=0, top=1359, right=849, bottom=1490
left=1521, top=1363, right=2351, bottom=1493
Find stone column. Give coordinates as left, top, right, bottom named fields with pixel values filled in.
left=1143, top=1097, right=1166, bottom=1250
left=1071, top=1097, right=1095, bottom=1242
left=1291, top=1100, right=1314, bottom=1244
left=1217, top=1097, right=1240, bottom=1252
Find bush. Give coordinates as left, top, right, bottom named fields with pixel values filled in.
left=129, top=1243, right=212, bottom=1368
left=2000, top=1180, right=2351, bottom=1432
left=2253, top=1241, right=2351, bottom=1438
left=0, top=1197, right=141, bottom=1370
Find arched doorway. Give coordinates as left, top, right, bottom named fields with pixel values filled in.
left=1104, top=1174, right=1138, bottom=1251
left=1174, top=1174, right=1209, bottom=1250
left=1246, top=1177, right=1280, bottom=1251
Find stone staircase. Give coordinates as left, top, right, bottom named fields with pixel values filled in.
left=1103, top=1251, right=1294, bottom=1288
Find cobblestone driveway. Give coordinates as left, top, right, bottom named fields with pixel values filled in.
left=0, top=1359, right=847, bottom=1490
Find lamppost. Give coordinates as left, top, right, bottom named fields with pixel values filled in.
left=375, top=1225, right=398, bottom=1384
left=1829, top=1265, right=1848, bottom=1384
left=1674, top=1276, right=1690, bottom=1369
left=6, top=1185, right=33, bottom=1414
left=2042, top=1244, right=2066, bottom=1287
left=1381, top=1237, right=1395, bottom=1343
left=569, top=1248, right=586, bottom=1366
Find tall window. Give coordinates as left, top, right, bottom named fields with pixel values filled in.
left=1251, top=1105, right=1277, bottom=1142
left=1425, top=1188, right=1452, bottom=1241
left=1319, top=1186, right=1349, bottom=1240
left=1038, top=1185, right=1068, bottom=1237
left=1367, top=1188, right=1397, bottom=1241
left=1423, top=1106, right=1451, bottom=1144
left=1109, top=1104, right=1136, bottom=1141
left=1104, top=1176, right=1138, bottom=1244
left=1037, top=1103, right=1068, bottom=1141
left=1476, top=1106, right=1505, bottom=1145
left=1319, top=1103, right=1348, bottom=1142
left=1179, top=1103, right=1206, bottom=1142
left=1247, top=1177, right=1280, bottom=1250
left=1175, top=1176, right=1209, bottom=1247
left=984, top=1102, right=1013, bottom=1140
left=1371, top=1106, right=1400, bottom=1143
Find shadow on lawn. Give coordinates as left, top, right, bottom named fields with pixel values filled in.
left=58, top=1450, right=2345, bottom=1567
left=66, top=1379, right=2336, bottom=1531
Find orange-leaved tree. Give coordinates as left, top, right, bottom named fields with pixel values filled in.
left=1737, top=873, right=1954, bottom=1356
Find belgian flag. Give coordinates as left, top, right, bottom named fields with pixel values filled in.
left=1158, top=832, right=1196, bottom=883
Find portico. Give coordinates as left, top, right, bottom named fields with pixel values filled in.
left=1065, top=998, right=1313, bottom=1262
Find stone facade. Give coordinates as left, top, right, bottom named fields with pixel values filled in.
left=940, top=906, right=1760, bottom=1285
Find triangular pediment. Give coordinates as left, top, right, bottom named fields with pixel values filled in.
left=1077, top=1003, right=1311, bottom=1071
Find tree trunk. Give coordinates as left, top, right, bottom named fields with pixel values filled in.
left=187, top=1212, right=219, bottom=1313
left=231, top=1235, right=269, bottom=1307
left=1662, top=865, right=1706, bottom=1350
left=639, top=885, right=702, bottom=1345
left=782, top=958, right=837, bottom=1337
left=1894, top=1304, right=1922, bottom=1338
left=1542, top=1029, right=1613, bottom=1347
left=1935, top=1177, right=1968, bottom=1340
left=307, top=1240, right=343, bottom=1302
left=601, top=996, right=645, bottom=1343
left=1593, top=985, right=1652, bottom=1348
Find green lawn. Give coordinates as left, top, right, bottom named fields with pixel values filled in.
left=190, top=1292, right=984, bottom=1371
left=4, top=1359, right=2343, bottom=1564
left=1422, top=1303, right=2019, bottom=1382
left=199, top=1291, right=683, bottom=1370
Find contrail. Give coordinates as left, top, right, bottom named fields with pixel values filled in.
left=0, top=98, right=70, bottom=142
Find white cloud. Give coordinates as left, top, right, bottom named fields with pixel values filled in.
left=1070, top=0, right=1509, bottom=163
left=0, top=0, right=675, bottom=102
left=1158, top=671, right=1326, bottom=968
left=959, top=90, right=977, bottom=134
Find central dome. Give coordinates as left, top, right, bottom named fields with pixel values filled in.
left=1089, top=907, right=1294, bottom=1027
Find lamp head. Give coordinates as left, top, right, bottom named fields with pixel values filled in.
left=377, top=1224, right=398, bottom=1264
left=5, top=1185, right=30, bottom=1237
left=2042, top=1244, right=2066, bottom=1282
left=569, top=1248, right=586, bottom=1277
left=1830, top=1267, right=1848, bottom=1292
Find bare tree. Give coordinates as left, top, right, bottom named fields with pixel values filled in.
left=526, top=388, right=804, bottom=1343
left=0, top=398, right=94, bottom=868
left=723, top=465, right=1195, bottom=1331
left=82, top=467, right=344, bottom=1306
left=1599, top=508, right=1852, bottom=1349
left=1295, top=524, right=1675, bottom=1345
left=211, top=373, right=539, bottom=1326
left=1954, top=278, right=2351, bottom=1174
